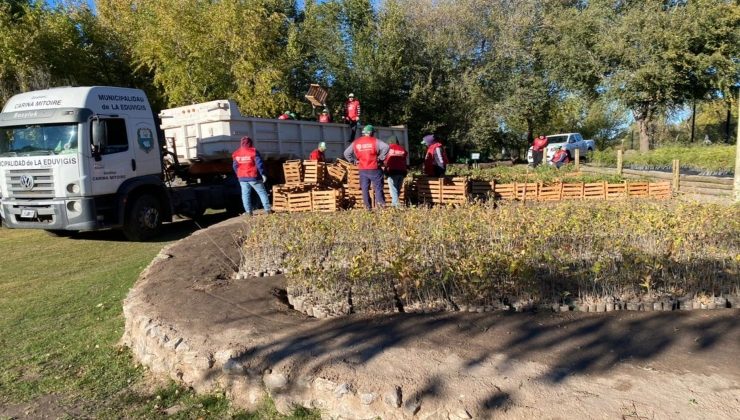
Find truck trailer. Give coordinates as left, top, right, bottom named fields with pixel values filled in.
left=0, top=86, right=408, bottom=240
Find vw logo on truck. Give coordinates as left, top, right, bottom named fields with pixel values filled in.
left=19, top=174, right=35, bottom=190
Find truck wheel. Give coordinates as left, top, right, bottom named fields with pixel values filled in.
left=45, top=229, right=77, bottom=238
left=123, top=194, right=162, bottom=241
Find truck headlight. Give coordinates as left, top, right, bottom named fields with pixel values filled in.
left=67, top=201, right=82, bottom=213
left=66, top=183, right=80, bottom=194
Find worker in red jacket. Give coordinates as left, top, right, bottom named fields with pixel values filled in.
left=343, top=125, right=390, bottom=209
left=344, top=93, right=361, bottom=142
left=551, top=146, right=570, bottom=168
left=278, top=111, right=290, bottom=120
left=531, top=135, right=548, bottom=167
left=384, top=135, right=408, bottom=207
left=309, top=142, right=327, bottom=162
left=422, top=134, right=448, bottom=177
left=232, top=136, right=271, bottom=215
left=318, top=108, right=331, bottom=123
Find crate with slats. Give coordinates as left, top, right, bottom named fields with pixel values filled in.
left=584, top=182, right=606, bottom=200
left=606, top=182, right=627, bottom=199
left=302, top=160, right=326, bottom=184
left=561, top=183, right=584, bottom=200
left=282, top=160, right=303, bottom=184
left=537, top=183, right=562, bottom=201
left=470, top=180, right=495, bottom=197
left=648, top=181, right=671, bottom=199
left=415, top=177, right=442, bottom=204
left=272, top=185, right=289, bottom=212
left=311, top=189, right=343, bottom=212
left=326, top=163, right=347, bottom=186
left=627, top=182, right=649, bottom=198
left=493, top=183, right=516, bottom=200
left=287, top=191, right=313, bottom=212
left=440, top=177, right=468, bottom=204
left=515, top=182, right=538, bottom=200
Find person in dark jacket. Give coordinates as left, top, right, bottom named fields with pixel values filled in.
left=343, top=125, right=389, bottom=209
left=232, top=136, right=271, bottom=215
left=384, top=135, right=408, bottom=207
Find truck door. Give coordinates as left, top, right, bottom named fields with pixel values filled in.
left=90, top=117, right=136, bottom=196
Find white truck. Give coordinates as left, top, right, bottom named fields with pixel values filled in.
left=527, top=133, right=595, bottom=164
left=0, top=86, right=408, bottom=240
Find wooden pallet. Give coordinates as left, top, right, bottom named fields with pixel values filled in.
left=283, top=160, right=303, bottom=184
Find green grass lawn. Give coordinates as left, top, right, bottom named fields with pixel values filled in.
left=0, top=224, right=318, bottom=419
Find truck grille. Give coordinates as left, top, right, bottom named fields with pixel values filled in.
left=5, top=168, right=55, bottom=199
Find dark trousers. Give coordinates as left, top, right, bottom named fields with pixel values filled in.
left=348, top=120, right=358, bottom=143
left=433, top=166, right=446, bottom=177
left=532, top=150, right=544, bottom=167
left=359, top=169, right=385, bottom=209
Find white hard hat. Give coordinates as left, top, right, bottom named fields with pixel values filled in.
left=348, top=93, right=355, bottom=98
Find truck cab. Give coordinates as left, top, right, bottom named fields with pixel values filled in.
left=0, top=87, right=169, bottom=239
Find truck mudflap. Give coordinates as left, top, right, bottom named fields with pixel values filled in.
left=1, top=198, right=98, bottom=231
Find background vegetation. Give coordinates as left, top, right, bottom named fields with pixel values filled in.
left=1, top=0, right=738, bottom=158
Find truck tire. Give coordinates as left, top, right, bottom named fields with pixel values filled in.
left=45, top=229, right=77, bottom=238
left=123, top=194, right=162, bottom=241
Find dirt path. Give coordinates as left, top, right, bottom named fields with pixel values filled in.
left=126, top=217, right=740, bottom=419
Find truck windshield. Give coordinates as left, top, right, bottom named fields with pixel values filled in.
left=0, top=124, right=79, bottom=157
left=546, top=135, right=569, bottom=144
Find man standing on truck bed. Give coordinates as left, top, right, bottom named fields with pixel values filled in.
left=344, top=125, right=389, bottom=209
left=344, top=93, right=361, bottom=143
left=232, top=136, right=271, bottom=215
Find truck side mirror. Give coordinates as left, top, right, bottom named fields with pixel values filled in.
left=91, top=118, right=105, bottom=161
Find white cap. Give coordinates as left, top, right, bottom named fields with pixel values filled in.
left=348, top=93, right=354, bottom=98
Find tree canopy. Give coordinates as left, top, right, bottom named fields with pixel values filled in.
left=1, top=0, right=738, bottom=155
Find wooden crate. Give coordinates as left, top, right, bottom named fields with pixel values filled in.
left=272, top=185, right=289, bottom=212
left=416, top=177, right=443, bottom=204
left=561, top=183, right=585, bottom=200
left=283, top=160, right=303, bottom=184
left=305, top=84, right=328, bottom=107
left=440, top=177, right=468, bottom=204
left=537, top=183, right=562, bottom=201
left=287, top=191, right=313, bottom=212
left=627, top=182, right=649, bottom=198
left=648, top=181, right=671, bottom=199
left=312, top=189, right=342, bottom=212
left=326, top=163, right=347, bottom=185
left=303, top=160, right=326, bottom=184
left=515, top=182, right=538, bottom=200
left=493, top=183, right=516, bottom=200
left=606, top=182, right=627, bottom=199
left=584, top=182, right=606, bottom=200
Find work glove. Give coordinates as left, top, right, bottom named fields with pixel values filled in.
left=262, top=175, right=268, bottom=183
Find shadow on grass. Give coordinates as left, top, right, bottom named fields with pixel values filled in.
left=69, top=212, right=234, bottom=243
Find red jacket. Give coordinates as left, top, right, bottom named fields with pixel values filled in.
left=552, top=149, right=570, bottom=164
left=232, top=147, right=259, bottom=179
left=352, top=136, right=379, bottom=170
left=345, top=99, right=360, bottom=121
left=309, top=149, right=325, bottom=162
left=318, top=114, right=331, bottom=123
left=533, top=137, right=548, bottom=152
left=278, top=113, right=290, bottom=120
left=384, top=144, right=407, bottom=173
left=424, top=142, right=448, bottom=176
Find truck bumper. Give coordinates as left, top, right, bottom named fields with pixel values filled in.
left=1, top=198, right=98, bottom=231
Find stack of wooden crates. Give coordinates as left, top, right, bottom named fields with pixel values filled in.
left=272, top=160, right=345, bottom=212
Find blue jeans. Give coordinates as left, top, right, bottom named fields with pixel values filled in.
left=239, top=180, right=271, bottom=214
left=387, top=174, right=405, bottom=207
left=359, top=169, right=385, bottom=209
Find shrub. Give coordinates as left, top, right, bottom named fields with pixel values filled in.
left=591, top=145, right=736, bottom=175
left=239, top=201, right=739, bottom=313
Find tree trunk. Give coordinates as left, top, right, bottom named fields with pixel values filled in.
left=634, top=107, right=652, bottom=152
